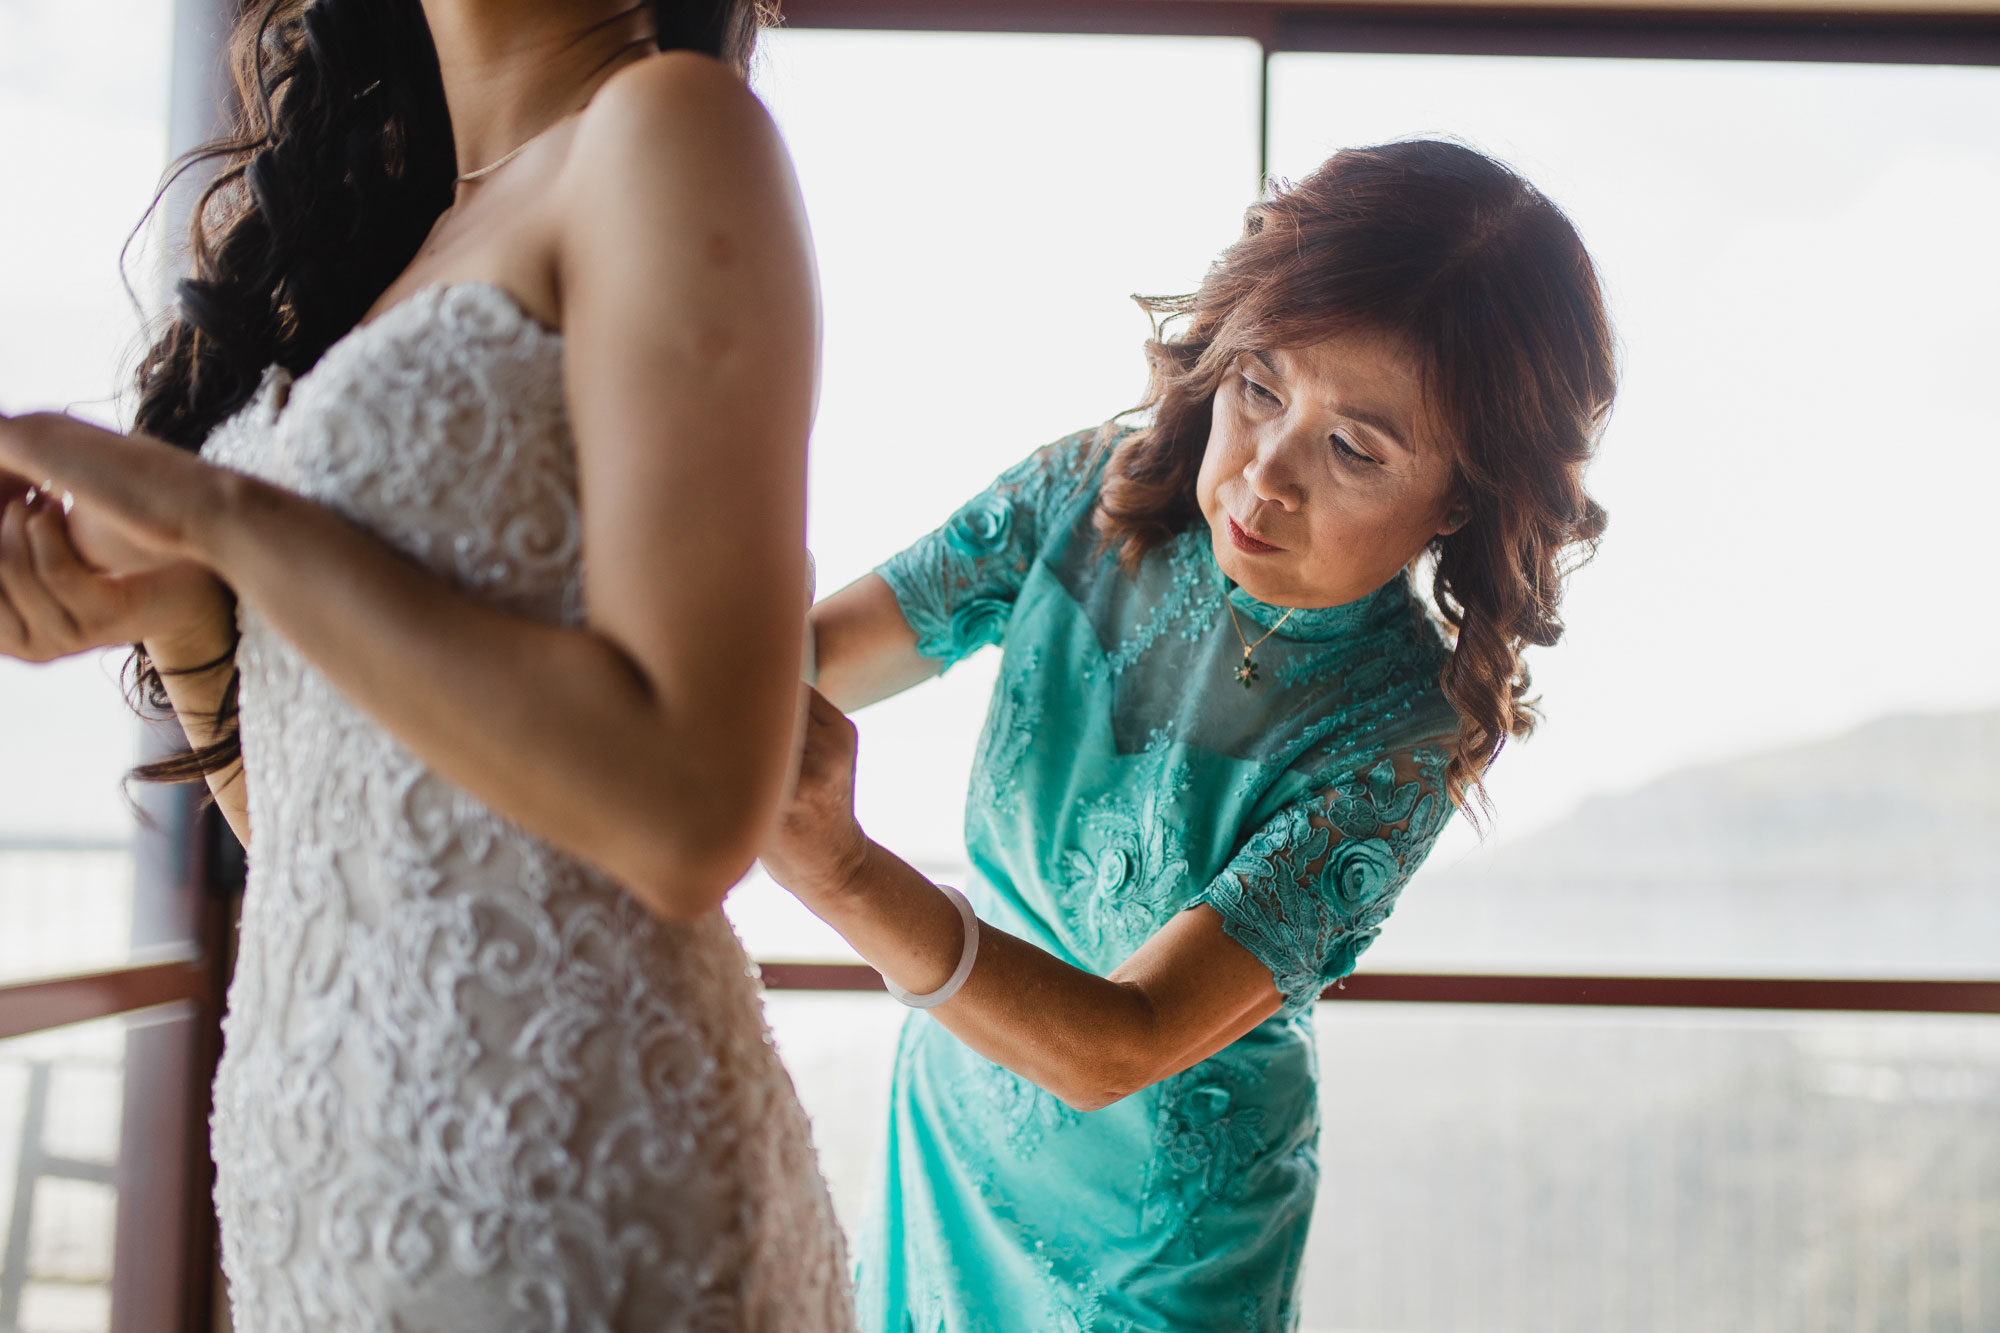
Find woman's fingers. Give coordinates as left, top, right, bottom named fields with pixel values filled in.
left=0, top=492, right=216, bottom=663
left=804, top=684, right=841, bottom=724
left=801, top=687, right=859, bottom=770
left=804, top=685, right=856, bottom=742
left=0, top=495, right=80, bottom=657
left=24, top=500, right=108, bottom=638
left=0, top=506, right=26, bottom=647
left=0, top=413, right=223, bottom=566
left=24, top=496, right=90, bottom=584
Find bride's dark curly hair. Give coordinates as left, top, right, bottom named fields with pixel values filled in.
left=1096, top=140, right=1616, bottom=815
left=128, top=0, right=774, bottom=784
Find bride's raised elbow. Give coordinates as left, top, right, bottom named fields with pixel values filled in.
left=615, top=820, right=762, bottom=925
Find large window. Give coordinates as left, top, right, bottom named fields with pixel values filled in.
left=1266, top=53, right=2000, bottom=980
left=0, top=5, right=221, bottom=1332
left=733, top=29, right=1265, bottom=958
left=0, top=0, right=171, bottom=987
left=747, top=19, right=2000, bottom=1330
left=4, top=6, right=1995, bottom=1330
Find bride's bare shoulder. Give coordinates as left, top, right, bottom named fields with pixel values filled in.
left=563, top=51, right=792, bottom=201
left=548, top=46, right=814, bottom=431
left=553, top=49, right=808, bottom=297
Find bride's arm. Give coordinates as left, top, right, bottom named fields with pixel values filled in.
left=0, top=56, right=817, bottom=921
left=141, top=608, right=250, bottom=844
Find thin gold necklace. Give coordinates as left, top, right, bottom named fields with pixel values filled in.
left=456, top=136, right=543, bottom=185
left=455, top=101, right=587, bottom=185
left=455, top=49, right=643, bottom=186
left=1224, top=596, right=1297, bottom=690
left=456, top=41, right=657, bottom=185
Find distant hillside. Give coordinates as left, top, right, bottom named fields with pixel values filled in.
left=1376, top=709, right=2000, bottom=974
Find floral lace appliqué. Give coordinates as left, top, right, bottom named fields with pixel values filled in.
left=968, top=648, right=1045, bottom=818
left=1141, top=1059, right=1270, bottom=1258
left=961, top=1052, right=1084, bottom=1158
left=876, top=428, right=1105, bottom=670
left=1059, top=727, right=1196, bottom=959
left=200, top=283, right=853, bottom=1333
left=1198, top=745, right=1454, bottom=1015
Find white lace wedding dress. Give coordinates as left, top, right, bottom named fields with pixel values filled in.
left=199, top=282, right=854, bottom=1333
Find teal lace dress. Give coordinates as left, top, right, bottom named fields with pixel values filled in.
left=860, top=425, right=1461, bottom=1332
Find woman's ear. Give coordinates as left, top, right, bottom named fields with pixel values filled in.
left=1437, top=496, right=1471, bottom=536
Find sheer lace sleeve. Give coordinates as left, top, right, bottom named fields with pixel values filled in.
left=1194, top=743, right=1455, bottom=1016
left=875, top=427, right=1107, bottom=670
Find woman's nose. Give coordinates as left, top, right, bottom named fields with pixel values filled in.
left=1243, top=434, right=1305, bottom=511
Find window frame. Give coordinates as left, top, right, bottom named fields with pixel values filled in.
left=0, top=3, right=237, bottom=1329
left=760, top=0, right=2000, bottom=1015
left=1, top=3, right=1995, bottom=1329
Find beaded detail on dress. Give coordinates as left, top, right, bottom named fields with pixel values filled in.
left=200, top=283, right=853, bottom=1333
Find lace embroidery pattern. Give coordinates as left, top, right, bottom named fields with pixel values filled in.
left=967, top=648, right=1044, bottom=819
left=957, top=1053, right=1082, bottom=1158
left=1198, top=745, right=1454, bottom=1015
left=1092, top=534, right=1215, bottom=682
left=1141, top=1059, right=1270, bottom=1254
left=1059, top=727, right=1195, bottom=961
left=966, top=1168, right=1107, bottom=1333
left=876, top=428, right=1104, bottom=670
left=200, top=283, right=852, bottom=1333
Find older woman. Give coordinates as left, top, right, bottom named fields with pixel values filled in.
left=762, top=140, right=1617, bottom=1331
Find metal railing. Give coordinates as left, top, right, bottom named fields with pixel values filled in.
left=0, top=1059, right=116, bottom=1333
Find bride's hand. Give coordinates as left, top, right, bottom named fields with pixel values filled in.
left=0, top=411, right=238, bottom=572
left=0, top=481, right=233, bottom=665
left=760, top=686, right=872, bottom=904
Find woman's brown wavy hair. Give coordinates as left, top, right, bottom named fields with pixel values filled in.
left=1096, top=139, right=1616, bottom=815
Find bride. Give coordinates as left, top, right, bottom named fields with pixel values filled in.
left=0, top=0, right=854, bottom=1327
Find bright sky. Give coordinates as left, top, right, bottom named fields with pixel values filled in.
left=0, top=0, right=170, bottom=841
left=1266, top=53, right=2000, bottom=869
left=752, top=36, right=2000, bottom=886
left=3, top=22, right=1995, bottom=907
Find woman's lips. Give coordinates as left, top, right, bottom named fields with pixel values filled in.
left=1226, top=515, right=1283, bottom=555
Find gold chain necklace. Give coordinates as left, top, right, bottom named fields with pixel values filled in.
left=456, top=42, right=659, bottom=185
left=455, top=96, right=594, bottom=185
left=456, top=135, right=544, bottom=185
left=1224, top=596, right=1297, bottom=689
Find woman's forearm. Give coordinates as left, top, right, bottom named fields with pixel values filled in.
left=145, top=597, right=251, bottom=847
left=66, top=486, right=254, bottom=845
left=203, top=475, right=801, bottom=920
left=809, top=574, right=939, bottom=712
left=805, top=839, right=1172, bottom=1111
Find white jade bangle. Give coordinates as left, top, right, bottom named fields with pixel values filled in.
left=885, top=884, right=981, bottom=1010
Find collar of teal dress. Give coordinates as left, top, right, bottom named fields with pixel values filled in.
left=1200, top=529, right=1415, bottom=642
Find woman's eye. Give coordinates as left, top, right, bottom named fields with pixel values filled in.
left=1241, top=376, right=1279, bottom=406
left=1332, top=433, right=1379, bottom=465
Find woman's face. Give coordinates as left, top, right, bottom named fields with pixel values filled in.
left=1196, top=328, right=1465, bottom=609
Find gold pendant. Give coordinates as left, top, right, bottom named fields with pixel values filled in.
left=1235, top=652, right=1259, bottom=689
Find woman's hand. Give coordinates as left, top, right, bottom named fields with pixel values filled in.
left=761, top=687, right=872, bottom=903
left=0, top=411, right=238, bottom=573
left=0, top=480, right=232, bottom=665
